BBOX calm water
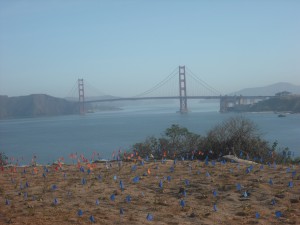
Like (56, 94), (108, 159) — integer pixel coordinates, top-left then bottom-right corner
(0, 100), (299, 164)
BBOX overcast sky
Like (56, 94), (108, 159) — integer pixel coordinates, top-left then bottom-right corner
(0, 0), (299, 98)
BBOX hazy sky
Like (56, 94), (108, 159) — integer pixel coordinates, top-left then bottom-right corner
(0, 0), (299, 97)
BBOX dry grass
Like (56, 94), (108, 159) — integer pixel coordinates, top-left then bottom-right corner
(0, 160), (299, 225)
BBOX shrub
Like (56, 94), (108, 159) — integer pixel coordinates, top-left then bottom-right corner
(132, 116), (291, 164)
(0, 152), (8, 166)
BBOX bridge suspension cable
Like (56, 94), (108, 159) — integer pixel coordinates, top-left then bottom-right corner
(84, 79), (108, 97)
(185, 67), (222, 96)
(132, 67), (179, 98)
(64, 80), (79, 100)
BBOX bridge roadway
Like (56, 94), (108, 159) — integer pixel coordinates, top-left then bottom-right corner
(84, 95), (272, 103)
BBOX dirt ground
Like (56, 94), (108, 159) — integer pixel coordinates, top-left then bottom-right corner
(0, 159), (299, 225)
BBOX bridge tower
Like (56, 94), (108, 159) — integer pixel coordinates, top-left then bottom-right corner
(179, 66), (188, 113)
(78, 78), (85, 115)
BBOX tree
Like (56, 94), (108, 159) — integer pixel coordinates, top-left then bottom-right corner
(132, 117), (290, 163)
(132, 136), (160, 159)
(164, 124), (203, 158)
(205, 116), (264, 157)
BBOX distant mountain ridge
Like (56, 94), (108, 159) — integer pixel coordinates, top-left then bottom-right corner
(0, 94), (78, 119)
(230, 82), (300, 96)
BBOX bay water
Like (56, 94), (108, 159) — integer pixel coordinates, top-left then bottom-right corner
(0, 100), (299, 165)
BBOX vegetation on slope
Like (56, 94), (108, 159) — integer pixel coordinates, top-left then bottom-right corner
(131, 116), (297, 164)
(249, 95), (300, 113)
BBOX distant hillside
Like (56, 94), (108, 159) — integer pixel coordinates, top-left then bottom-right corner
(65, 95), (118, 102)
(248, 95), (300, 113)
(230, 82), (300, 96)
(0, 94), (78, 119)
(230, 95), (300, 113)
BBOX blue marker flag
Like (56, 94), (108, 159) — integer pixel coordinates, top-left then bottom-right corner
(236, 183), (241, 191)
(146, 213), (153, 221)
(206, 172), (210, 177)
(167, 176), (171, 182)
(52, 184), (57, 191)
(126, 195), (131, 203)
(131, 165), (137, 172)
(185, 179), (190, 186)
(213, 190), (217, 197)
(269, 178), (273, 185)
(25, 181), (29, 188)
(260, 165), (264, 170)
(288, 181), (293, 188)
(119, 180), (124, 191)
(110, 194), (115, 201)
(180, 199), (185, 208)
(246, 167), (251, 174)
(159, 180), (163, 189)
(133, 176), (139, 183)
(213, 204), (217, 211)
(81, 178), (86, 185)
(96, 199), (100, 205)
(53, 198), (58, 205)
(89, 215), (95, 223)
(271, 198), (276, 205)
(275, 211), (282, 218)
(77, 209), (83, 216)
(120, 208), (124, 215)
(255, 212), (260, 219)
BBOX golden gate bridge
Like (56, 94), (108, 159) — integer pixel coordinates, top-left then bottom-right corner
(74, 66), (272, 114)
